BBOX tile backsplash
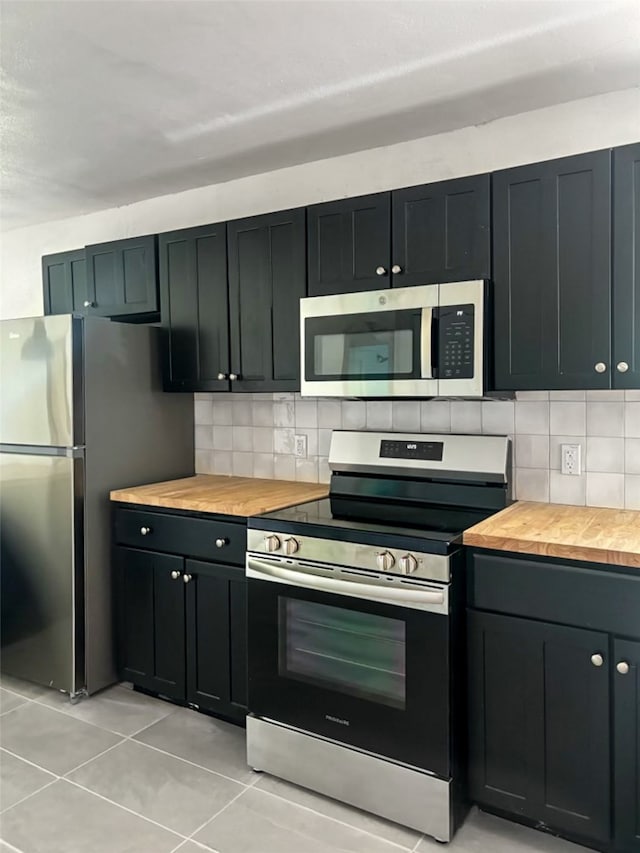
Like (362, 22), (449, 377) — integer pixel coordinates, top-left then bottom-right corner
(194, 390), (640, 509)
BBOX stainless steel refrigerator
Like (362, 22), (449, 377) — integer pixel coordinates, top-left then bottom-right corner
(0, 314), (194, 698)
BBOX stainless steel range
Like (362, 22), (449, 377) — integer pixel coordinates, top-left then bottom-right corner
(245, 431), (511, 842)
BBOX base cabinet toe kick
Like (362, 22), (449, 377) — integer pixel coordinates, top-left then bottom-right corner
(247, 715), (454, 842)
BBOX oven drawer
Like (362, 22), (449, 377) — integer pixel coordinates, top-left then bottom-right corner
(113, 507), (246, 566)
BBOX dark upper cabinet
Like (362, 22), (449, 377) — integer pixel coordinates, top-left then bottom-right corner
(614, 637), (640, 853)
(493, 150), (612, 390)
(227, 208), (306, 391)
(159, 223), (230, 392)
(115, 547), (185, 702)
(42, 249), (88, 315)
(613, 142), (640, 390)
(85, 235), (159, 319)
(468, 609), (610, 846)
(307, 193), (391, 295)
(391, 174), (490, 288)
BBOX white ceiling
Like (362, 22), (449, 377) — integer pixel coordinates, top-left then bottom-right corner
(1, 0), (639, 231)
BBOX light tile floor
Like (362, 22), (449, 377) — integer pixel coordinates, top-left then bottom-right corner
(0, 677), (591, 853)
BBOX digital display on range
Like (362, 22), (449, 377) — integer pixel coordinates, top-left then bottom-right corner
(379, 440), (444, 461)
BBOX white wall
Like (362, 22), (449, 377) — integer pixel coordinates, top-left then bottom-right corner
(2, 87), (639, 320)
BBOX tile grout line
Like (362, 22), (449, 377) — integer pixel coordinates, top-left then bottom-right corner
(181, 784), (251, 847)
(127, 736), (255, 788)
(0, 778), (59, 816)
(411, 833), (425, 852)
(0, 699), (31, 718)
(0, 746), (62, 780)
(62, 736), (128, 778)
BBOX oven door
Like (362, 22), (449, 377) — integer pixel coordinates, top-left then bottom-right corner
(300, 285), (439, 397)
(246, 555), (450, 778)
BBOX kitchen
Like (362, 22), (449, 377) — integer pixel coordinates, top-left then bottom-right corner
(1, 2), (640, 853)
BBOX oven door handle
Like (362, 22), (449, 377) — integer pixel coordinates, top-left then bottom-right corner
(246, 556), (447, 613)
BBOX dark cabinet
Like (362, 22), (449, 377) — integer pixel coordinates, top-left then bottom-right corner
(85, 235), (159, 319)
(227, 208), (306, 391)
(613, 142), (640, 390)
(116, 547), (185, 701)
(42, 249), (88, 315)
(159, 223), (230, 392)
(493, 149), (612, 390)
(392, 175), (490, 288)
(114, 508), (247, 723)
(614, 638), (640, 852)
(468, 609), (610, 845)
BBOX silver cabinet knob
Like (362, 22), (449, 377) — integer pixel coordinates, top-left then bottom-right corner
(283, 537), (299, 556)
(83, 300), (95, 308)
(617, 661), (630, 675)
(183, 573), (192, 584)
(376, 551), (395, 572)
(264, 534), (281, 552)
(591, 653), (604, 667)
(399, 554), (418, 574)
(229, 373), (238, 381)
(140, 526), (151, 536)
(170, 570), (181, 580)
(217, 373), (227, 380)
(594, 362), (607, 374)
(617, 362), (629, 373)
(391, 264), (402, 275)
(215, 538), (227, 548)
(375, 266), (387, 276)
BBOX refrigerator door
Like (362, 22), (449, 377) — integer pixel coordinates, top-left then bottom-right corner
(0, 315), (80, 448)
(0, 447), (84, 694)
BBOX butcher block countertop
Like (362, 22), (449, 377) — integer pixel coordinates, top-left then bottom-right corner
(110, 475), (328, 518)
(463, 501), (640, 568)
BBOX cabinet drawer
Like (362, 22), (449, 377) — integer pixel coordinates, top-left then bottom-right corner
(469, 551), (640, 638)
(114, 508), (246, 566)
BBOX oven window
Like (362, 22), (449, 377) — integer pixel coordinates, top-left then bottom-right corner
(279, 598), (406, 709)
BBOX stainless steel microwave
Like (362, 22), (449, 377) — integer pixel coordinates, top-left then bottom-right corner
(300, 281), (487, 398)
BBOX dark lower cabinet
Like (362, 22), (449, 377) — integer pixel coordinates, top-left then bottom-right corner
(614, 638), (640, 852)
(613, 143), (640, 390)
(493, 149), (612, 390)
(116, 548), (185, 701)
(85, 235), (159, 320)
(42, 249), (88, 315)
(468, 609), (610, 846)
(307, 193), (391, 295)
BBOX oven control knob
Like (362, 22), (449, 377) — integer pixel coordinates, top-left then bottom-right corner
(376, 551), (395, 572)
(264, 534), (281, 552)
(399, 554), (418, 575)
(283, 537), (299, 556)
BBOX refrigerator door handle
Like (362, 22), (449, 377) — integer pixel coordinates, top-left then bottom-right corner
(0, 444), (85, 458)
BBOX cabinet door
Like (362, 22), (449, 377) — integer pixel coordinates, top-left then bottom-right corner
(185, 560), (247, 721)
(85, 235), (158, 318)
(42, 249), (88, 315)
(307, 193), (391, 295)
(159, 223), (230, 392)
(116, 547), (185, 701)
(228, 208), (306, 392)
(493, 150), (611, 390)
(468, 610), (610, 845)
(613, 143), (640, 390)
(614, 638), (640, 853)
(392, 175), (490, 288)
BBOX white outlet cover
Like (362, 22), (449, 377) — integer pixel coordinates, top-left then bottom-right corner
(561, 443), (581, 476)
(294, 434), (307, 458)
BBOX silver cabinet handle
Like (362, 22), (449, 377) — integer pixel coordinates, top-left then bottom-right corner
(183, 573), (193, 584)
(591, 653), (604, 667)
(594, 362), (607, 374)
(140, 526), (151, 536)
(391, 264), (402, 274)
(617, 362), (629, 373)
(229, 373), (238, 381)
(375, 266), (387, 276)
(215, 538), (227, 548)
(170, 570), (181, 580)
(83, 301), (95, 308)
(617, 661), (630, 675)
(217, 372), (227, 380)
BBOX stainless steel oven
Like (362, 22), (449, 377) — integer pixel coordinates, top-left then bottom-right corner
(300, 280), (487, 398)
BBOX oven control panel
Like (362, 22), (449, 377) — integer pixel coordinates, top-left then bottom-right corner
(380, 439), (443, 461)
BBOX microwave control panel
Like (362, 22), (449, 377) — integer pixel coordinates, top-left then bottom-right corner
(438, 304), (474, 379)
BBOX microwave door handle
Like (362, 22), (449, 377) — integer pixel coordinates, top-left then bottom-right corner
(420, 307), (434, 378)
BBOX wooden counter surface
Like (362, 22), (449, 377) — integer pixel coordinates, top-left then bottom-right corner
(110, 475), (328, 518)
(463, 501), (640, 568)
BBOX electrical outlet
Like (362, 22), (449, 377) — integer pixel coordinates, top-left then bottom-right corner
(294, 434), (307, 458)
(561, 444), (581, 476)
